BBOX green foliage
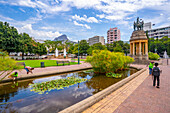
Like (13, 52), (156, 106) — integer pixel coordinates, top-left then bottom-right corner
(0, 51), (22, 71)
(106, 73), (122, 78)
(148, 52), (160, 60)
(87, 43), (106, 55)
(83, 69), (94, 73)
(0, 21), (47, 56)
(86, 50), (134, 73)
(0, 51), (22, 81)
(29, 77), (87, 94)
(79, 40), (90, 55)
(149, 36), (170, 55)
(106, 41), (130, 55)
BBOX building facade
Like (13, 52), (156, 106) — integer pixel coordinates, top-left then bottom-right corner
(88, 36), (105, 46)
(143, 22), (152, 31)
(144, 22), (170, 39)
(107, 27), (121, 44)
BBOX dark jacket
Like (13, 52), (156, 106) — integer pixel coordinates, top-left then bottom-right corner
(152, 67), (160, 76)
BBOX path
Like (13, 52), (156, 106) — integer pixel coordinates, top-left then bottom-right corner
(83, 64), (170, 113)
(0, 63), (92, 82)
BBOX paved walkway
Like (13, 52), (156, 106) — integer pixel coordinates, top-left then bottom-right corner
(83, 64), (170, 113)
(0, 63), (92, 82)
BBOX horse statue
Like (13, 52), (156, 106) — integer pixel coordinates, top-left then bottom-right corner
(134, 17), (144, 31)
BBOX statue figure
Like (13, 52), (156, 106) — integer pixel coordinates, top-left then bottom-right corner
(134, 17), (144, 31)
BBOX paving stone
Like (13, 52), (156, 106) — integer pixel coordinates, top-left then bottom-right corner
(83, 62), (170, 113)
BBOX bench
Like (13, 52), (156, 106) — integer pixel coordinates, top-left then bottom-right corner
(56, 61), (70, 66)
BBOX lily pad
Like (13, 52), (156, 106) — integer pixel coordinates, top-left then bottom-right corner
(29, 77), (87, 94)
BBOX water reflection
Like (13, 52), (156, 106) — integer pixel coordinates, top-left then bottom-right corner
(0, 80), (33, 103)
(0, 68), (137, 113)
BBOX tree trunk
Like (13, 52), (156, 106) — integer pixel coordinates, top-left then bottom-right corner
(22, 52), (24, 60)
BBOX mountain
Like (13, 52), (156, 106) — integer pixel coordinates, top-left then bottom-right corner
(53, 34), (68, 41)
(53, 34), (76, 44)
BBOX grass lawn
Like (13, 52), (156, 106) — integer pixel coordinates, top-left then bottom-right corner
(17, 60), (78, 68)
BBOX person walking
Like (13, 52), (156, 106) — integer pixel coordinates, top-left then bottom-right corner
(149, 61), (154, 75)
(152, 63), (161, 88)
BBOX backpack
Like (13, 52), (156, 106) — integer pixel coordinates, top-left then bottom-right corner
(152, 67), (160, 76)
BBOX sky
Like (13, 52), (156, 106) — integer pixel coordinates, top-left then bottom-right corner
(0, 0), (170, 42)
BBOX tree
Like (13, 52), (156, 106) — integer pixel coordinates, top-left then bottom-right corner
(113, 43), (123, 52)
(123, 43), (130, 55)
(79, 40), (90, 55)
(87, 43), (106, 55)
(0, 21), (47, 57)
(68, 44), (75, 54)
(148, 36), (170, 56)
(35, 43), (47, 56)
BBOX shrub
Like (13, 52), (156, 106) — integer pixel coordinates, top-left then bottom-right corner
(86, 50), (134, 73)
(0, 51), (23, 81)
(149, 52), (160, 60)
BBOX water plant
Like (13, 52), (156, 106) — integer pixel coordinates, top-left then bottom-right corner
(106, 72), (122, 78)
(83, 69), (94, 73)
(86, 50), (134, 73)
(29, 77), (87, 94)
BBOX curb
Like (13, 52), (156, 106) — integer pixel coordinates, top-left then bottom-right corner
(0, 66), (92, 84)
(59, 68), (147, 113)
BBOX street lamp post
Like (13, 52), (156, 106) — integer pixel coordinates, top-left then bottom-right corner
(78, 40), (80, 64)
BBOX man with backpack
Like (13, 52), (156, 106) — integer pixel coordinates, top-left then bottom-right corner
(152, 63), (161, 88)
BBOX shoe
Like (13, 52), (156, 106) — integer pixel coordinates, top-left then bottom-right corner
(156, 86), (159, 88)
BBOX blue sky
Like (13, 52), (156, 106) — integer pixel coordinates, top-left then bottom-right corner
(0, 0), (170, 42)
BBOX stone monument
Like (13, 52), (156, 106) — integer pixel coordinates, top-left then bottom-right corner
(130, 17), (149, 64)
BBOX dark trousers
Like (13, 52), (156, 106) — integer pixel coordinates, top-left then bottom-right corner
(153, 76), (160, 86)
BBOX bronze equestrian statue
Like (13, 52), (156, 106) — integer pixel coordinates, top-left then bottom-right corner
(134, 17), (144, 31)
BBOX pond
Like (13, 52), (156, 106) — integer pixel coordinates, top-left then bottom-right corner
(0, 68), (137, 113)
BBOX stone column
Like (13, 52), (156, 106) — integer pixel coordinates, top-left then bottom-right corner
(130, 43), (132, 55)
(142, 43), (144, 55)
(145, 42), (148, 55)
(133, 42), (135, 55)
(139, 42), (141, 55)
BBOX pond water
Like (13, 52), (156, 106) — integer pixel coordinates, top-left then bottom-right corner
(0, 68), (137, 113)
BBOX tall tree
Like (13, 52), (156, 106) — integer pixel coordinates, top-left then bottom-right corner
(79, 40), (90, 55)
(87, 43), (106, 55)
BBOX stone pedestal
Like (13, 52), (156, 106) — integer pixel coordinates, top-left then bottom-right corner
(130, 30), (149, 64)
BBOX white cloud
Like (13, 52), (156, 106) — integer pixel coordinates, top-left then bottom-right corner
(18, 24), (62, 40)
(96, 14), (105, 19)
(73, 21), (91, 29)
(18, 0), (36, 8)
(40, 26), (56, 30)
(19, 8), (26, 13)
(0, 15), (14, 21)
(72, 14), (99, 23)
(1, 0), (169, 20)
